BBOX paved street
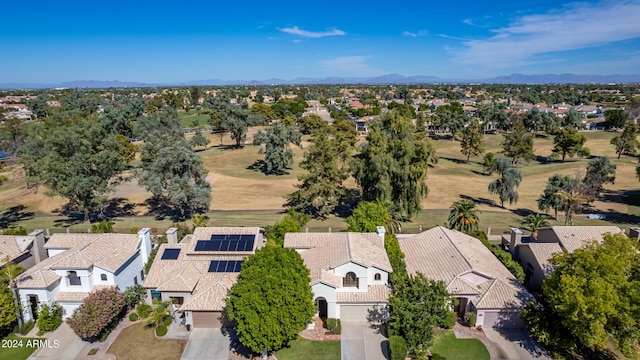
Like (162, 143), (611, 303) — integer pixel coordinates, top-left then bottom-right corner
(341, 322), (388, 360)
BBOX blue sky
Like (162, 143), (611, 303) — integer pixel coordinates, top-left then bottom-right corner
(1, 0), (639, 83)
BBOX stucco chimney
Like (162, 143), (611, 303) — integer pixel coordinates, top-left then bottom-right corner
(166, 228), (178, 244)
(509, 228), (523, 255)
(29, 230), (47, 264)
(376, 226), (386, 248)
(138, 228), (152, 264)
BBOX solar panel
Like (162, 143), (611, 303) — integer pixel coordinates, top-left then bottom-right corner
(233, 261), (242, 272)
(208, 260), (219, 272)
(195, 234), (257, 252)
(211, 235), (226, 241)
(244, 237), (255, 251)
(161, 248), (181, 260)
(195, 241), (206, 251)
(227, 235), (240, 241)
(217, 260), (228, 272)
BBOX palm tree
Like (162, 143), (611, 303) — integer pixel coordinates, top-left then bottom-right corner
(1, 256), (25, 327)
(554, 189), (588, 226)
(520, 214), (550, 240)
(447, 200), (480, 234)
(144, 300), (171, 328)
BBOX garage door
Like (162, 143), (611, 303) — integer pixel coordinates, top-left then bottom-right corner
(192, 311), (227, 328)
(481, 310), (524, 329)
(340, 304), (386, 323)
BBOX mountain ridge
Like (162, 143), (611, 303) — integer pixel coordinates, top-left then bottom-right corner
(1, 73), (639, 89)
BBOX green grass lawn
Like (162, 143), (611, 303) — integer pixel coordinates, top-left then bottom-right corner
(0, 334), (46, 360)
(429, 331), (490, 360)
(276, 338), (340, 360)
(178, 111), (210, 128)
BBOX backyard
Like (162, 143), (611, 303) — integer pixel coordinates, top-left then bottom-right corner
(106, 323), (187, 360)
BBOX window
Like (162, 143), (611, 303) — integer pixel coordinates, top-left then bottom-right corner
(140, 270), (145, 281)
(170, 297), (184, 305)
(68, 271), (81, 286)
(343, 272), (359, 288)
(133, 276), (138, 285)
(100, 274), (107, 281)
(374, 273), (381, 281)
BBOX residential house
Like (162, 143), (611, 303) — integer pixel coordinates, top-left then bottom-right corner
(507, 226), (623, 290)
(399, 226), (532, 329)
(16, 229), (152, 321)
(283, 227), (392, 323)
(143, 227), (266, 329)
(0, 230), (47, 271)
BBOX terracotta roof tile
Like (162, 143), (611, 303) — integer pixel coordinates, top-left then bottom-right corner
(336, 285), (391, 303)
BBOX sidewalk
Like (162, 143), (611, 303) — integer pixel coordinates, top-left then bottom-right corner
(29, 323), (86, 360)
(73, 316), (133, 360)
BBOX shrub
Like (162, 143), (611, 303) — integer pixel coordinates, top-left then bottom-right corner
(439, 311), (457, 329)
(124, 284), (146, 308)
(3, 226), (28, 235)
(37, 303), (63, 333)
(389, 335), (407, 360)
(129, 313), (139, 321)
(326, 318), (337, 330)
(14, 320), (34, 335)
(464, 312), (477, 327)
(67, 287), (126, 339)
(155, 325), (168, 337)
(91, 220), (114, 234)
(163, 315), (172, 326)
(326, 318), (341, 335)
(87, 348), (98, 356)
(137, 303), (152, 318)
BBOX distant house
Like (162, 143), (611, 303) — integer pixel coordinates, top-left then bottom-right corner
(506, 226), (624, 290)
(16, 229), (152, 321)
(143, 227), (266, 329)
(399, 226), (532, 329)
(283, 227), (392, 323)
(0, 230), (47, 271)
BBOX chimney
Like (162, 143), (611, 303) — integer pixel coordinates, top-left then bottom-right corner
(509, 228), (523, 255)
(166, 228), (178, 244)
(29, 230), (47, 264)
(138, 228), (152, 264)
(629, 227), (640, 242)
(376, 226), (386, 248)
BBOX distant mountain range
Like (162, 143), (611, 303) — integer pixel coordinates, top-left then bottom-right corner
(2, 73), (639, 89)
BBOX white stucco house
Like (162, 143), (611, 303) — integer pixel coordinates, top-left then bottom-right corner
(399, 226), (532, 329)
(143, 227), (266, 329)
(283, 227), (392, 323)
(0, 230), (47, 271)
(15, 229), (152, 321)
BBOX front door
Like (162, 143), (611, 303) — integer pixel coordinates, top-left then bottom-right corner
(28, 295), (39, 320)
(315, 298), (327, 318)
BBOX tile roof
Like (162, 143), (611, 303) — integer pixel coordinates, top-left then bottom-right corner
(336, 285), (391, 303)
(55, 291), (90, 302)
(0, 235), (32, 266)
(520, 243), (563, 275)
(399, 226), (531, 310)
(284, 232), (392, 285)
(44, 233), (97, 249)
(17, 234), (142, 289)
(545, 226), (623, 252)
(179, 273), (239, 311)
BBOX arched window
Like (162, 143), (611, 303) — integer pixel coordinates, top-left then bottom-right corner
(374, 273), (381, 281)
(343, 272), (359, 288)
(100, 274), (107, 281)
(68, 271), (81, 286)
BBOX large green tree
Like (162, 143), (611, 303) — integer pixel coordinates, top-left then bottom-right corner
(351, 110), (435, 219)
(524, 233), (640, 356)
(537, 174), (573, 220)
(604, 109), (628, 129)
(287, 131), (347, 218)
(226, 246), (314, 356)
(582, 157), (616, 203)
(460, 119), (484, 163)
(136, 108), (211, 218)
(18, 114), (128, 221)
(253, 122), (302, 175)
(346, 201), (399, 234)
(0, 258), (25, 327)
(610, 121), (639, 159)
(387, 273), (456, 351)
(502, 120), (535, 166)
(549, 128), (590, 162)
(447, 199), (480, 234)
(488, 158), (522, 208)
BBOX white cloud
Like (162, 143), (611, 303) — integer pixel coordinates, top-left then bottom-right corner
(462, 18), (474, 26)
(320, 56), (381, 76)
(451, 0), (640, 69)
(279, 26), (346, 38)
(403, 30), (428, 37)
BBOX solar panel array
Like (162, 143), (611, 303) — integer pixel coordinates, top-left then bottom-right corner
(195, 234), (255, 252)
(208, 260), (242, 273)
(160, 248), (181, 260)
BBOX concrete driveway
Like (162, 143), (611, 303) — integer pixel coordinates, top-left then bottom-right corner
(484, 328), (550, 360)
(341, 322), (389, 360)
(29, 323), (86, 360)
(181, 328), (232, 360)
